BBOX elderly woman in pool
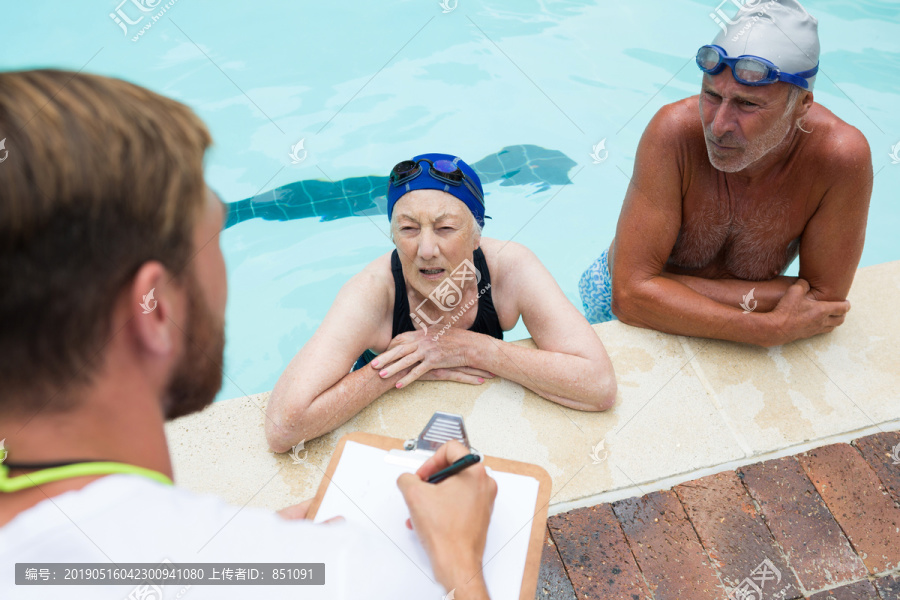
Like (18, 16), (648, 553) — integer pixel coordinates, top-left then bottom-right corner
(266, 153), (616, 451)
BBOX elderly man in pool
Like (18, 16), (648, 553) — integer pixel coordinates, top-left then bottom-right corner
(580, 0), (872, 346)
(266, 153), (616, 450)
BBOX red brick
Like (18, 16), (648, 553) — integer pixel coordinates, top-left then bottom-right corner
(855, 430), (900, 507)
(613, 490), (724, 600)
(875, 574), (900, 600)
(675, 471), (801, 600)
(548, 503), (650, 600)
(806, 580), (879, 600)
(740, 456), (867, 590)
(799, 443), (900, 574)
(535, 527), (577, 600)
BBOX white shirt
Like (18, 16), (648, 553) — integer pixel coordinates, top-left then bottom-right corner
(0, 474), (446, 599)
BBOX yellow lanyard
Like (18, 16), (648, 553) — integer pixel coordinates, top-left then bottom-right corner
(0, 461), (173, 493)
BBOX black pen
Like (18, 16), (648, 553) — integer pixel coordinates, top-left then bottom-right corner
(426, 453), (481, 484)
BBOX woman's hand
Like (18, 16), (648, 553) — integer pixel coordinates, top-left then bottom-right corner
(420, 366), (494, 385)
(371, 327), (488, 389)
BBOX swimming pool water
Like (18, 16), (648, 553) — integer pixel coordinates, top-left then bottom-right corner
(3, 1), (898, 403)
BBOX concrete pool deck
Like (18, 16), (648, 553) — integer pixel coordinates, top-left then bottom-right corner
(166, 258), (900, 528)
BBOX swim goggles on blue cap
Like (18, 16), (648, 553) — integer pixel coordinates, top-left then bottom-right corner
(390, 158), (485, 206)
(696, 45), (818, 90)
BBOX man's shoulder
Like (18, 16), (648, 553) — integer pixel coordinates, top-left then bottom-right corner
(1, 475), (274, 532)
(0, 475), (400, 598)
(659, 96), (701, 121)
(650, 97), (702, 134)
(639, 98), (704, 154)
(804, 103), (871, 169)
(0, 475), (345, 558)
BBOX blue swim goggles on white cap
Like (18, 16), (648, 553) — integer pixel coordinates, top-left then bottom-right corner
(696, 45), (818, 89)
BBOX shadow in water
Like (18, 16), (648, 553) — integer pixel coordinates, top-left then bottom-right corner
(224, 144), (577, 228)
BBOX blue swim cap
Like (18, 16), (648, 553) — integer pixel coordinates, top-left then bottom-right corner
(387, 153), (486, 228)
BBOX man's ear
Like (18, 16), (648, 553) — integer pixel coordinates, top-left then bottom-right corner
(130, 261), (176, 356)
(798, 90), (814, 118)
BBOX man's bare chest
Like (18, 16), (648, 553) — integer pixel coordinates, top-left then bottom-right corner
(668, 180), (807, 280)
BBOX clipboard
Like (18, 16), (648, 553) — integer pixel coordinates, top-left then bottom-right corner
(307, 412), (552, 600)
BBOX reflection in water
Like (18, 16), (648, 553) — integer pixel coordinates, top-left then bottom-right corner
(224, 145), (577, 228)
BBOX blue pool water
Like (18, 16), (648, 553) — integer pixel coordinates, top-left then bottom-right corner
(3, 1), (898, 403)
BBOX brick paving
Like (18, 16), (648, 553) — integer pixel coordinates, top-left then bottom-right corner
(539, 430), (900, 600)
(740, 456), (867, 590)
(675, 471), (800, 599)
(612, 491), (722, 600)
(798, 444), (900, 574)
(548, 503), (649, 599)
(536, 529), (578, 600)
(875, 574), (900, 600)
(855, 432), (900, 507)
(805, 580), (879, 600)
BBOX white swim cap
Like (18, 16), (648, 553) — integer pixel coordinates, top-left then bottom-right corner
(711, 0), (819, 90)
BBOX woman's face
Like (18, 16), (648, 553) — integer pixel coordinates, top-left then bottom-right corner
(391, 189), (480, 300)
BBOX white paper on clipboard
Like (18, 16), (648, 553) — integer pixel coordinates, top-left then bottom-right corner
(313, 440), (540, 600)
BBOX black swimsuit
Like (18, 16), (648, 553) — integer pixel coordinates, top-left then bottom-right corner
(353, 247), (503, 370)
